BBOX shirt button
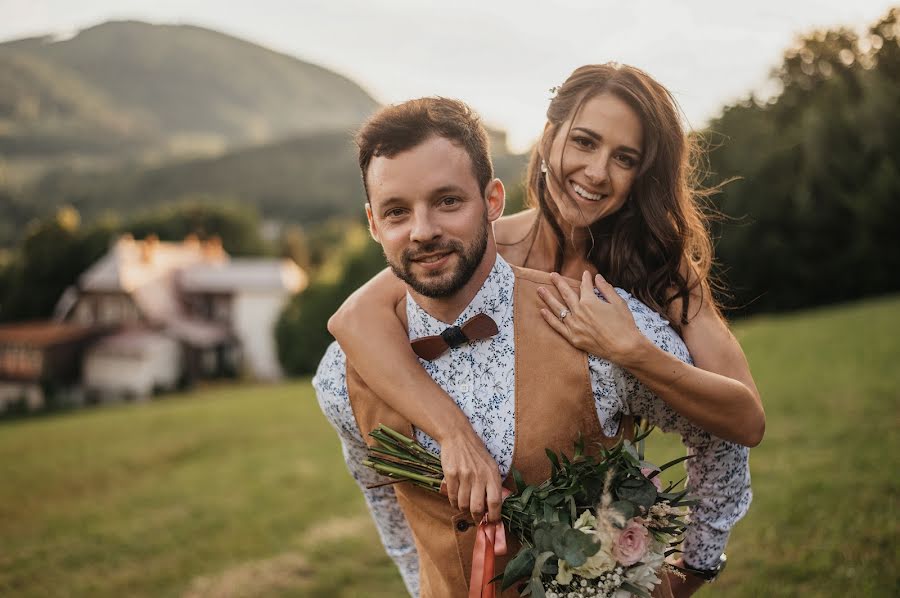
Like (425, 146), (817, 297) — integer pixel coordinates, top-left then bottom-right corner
(455, 520), (470, 532)
(459, 384), (470, 393)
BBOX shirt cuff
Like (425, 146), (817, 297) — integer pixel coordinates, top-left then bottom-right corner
(680, 521), (728, 570)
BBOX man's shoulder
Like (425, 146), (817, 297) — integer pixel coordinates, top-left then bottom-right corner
(510, 265), (580, 290)
(312, 341), (348, 398)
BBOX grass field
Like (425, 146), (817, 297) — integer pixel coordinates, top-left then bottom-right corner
(1, 295), (898, 597)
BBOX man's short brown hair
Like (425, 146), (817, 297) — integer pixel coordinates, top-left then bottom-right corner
(356, 97), (493, 199)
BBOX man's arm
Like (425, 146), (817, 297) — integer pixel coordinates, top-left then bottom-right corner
(313, 342), (420, 597)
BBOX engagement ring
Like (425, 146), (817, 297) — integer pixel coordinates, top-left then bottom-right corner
(559, 308), (569, 321)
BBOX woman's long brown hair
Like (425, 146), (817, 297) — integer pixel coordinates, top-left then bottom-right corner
(521, 63), (721, 331)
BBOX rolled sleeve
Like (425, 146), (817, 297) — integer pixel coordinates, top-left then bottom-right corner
(313, 342), (420, 595)
(597, 292), (753, 569)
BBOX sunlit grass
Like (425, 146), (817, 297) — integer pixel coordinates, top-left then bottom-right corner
(1, 295), (898, 596)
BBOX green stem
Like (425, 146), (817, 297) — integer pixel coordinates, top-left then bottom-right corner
(363, 460), (442, 488)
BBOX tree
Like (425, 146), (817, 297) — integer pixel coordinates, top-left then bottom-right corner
(124, 196), (270, 256)
(704, 7), (900, 315)
(0, 206), (116, 321)
(276, 223), (385, 375)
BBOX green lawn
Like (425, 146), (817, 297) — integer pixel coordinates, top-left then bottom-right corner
(1, 295), (898, 597)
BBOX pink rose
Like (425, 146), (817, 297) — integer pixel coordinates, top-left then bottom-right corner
(613, 520), (650, 566)
(641, 467), (662, 491)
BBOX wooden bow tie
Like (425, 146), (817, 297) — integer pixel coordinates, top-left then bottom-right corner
(410, 313), (499, 360)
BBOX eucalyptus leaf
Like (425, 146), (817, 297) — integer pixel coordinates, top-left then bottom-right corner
(616, 476), (658, 508)
(501, 548), (537, 590)
(611, 499), (635, 520)
(553, 527), (599, 567)
(533, 525), (553, 553)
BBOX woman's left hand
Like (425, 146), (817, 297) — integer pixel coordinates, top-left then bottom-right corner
(538, 271), (647, 364)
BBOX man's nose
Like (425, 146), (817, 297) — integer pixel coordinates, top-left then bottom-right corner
(409, 211), (441, 242)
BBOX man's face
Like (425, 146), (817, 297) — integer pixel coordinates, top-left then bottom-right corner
(365, 136), (503, 298)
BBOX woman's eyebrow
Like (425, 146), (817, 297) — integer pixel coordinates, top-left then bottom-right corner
(572, 126), (642, 157)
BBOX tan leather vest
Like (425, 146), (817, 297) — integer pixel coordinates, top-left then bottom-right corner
(347, 266), (642, 598)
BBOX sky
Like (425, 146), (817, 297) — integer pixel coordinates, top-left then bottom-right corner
(2, 0), (896, 151)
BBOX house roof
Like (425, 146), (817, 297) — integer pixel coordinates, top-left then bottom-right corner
(79, 235), (226, 293)
(178, 258), (308, 294)
(0, 321), (98, 348)
(55, 235), (307, 327)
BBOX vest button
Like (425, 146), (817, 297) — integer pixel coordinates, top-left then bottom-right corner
(455, 520), (470, 532)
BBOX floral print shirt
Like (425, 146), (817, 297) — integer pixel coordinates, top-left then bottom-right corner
(313, 255), (751, 596)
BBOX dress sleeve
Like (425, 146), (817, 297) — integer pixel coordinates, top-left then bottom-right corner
(313, 342), (421, 596)
(591, 292), (753, 570)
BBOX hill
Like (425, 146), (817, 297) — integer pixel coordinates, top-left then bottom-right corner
(0, 20), (529, 238)
(0, 294), (897, 596)
(24, 130), (530, 226)
(0, 20), (378, 164)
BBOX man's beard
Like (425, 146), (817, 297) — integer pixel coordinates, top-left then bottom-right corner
(385, 217), (489, 298)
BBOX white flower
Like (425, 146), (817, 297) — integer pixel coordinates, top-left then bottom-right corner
(556, 560), (575, 585)
(624, 551), (665, 591)
(574, 510), (598, 531)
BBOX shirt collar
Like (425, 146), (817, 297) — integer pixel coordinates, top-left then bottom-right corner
(406, 255), (514, 339)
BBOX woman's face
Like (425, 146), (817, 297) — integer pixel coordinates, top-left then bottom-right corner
(543, 92), (644, 230)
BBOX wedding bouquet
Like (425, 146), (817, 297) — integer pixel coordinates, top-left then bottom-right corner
(363, 424), (696, 598)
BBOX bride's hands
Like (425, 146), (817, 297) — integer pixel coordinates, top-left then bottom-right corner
(537, 271), (647, 363)
(439, 425), (504, 523)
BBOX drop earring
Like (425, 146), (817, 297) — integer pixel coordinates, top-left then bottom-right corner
(540, 160), (548, 174)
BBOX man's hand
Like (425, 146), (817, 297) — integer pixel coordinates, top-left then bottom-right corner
(438, 427), (503, 523)
(668, 559), (706, 598)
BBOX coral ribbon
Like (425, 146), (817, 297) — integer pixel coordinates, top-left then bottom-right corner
(468, 511), (509, 598)
(439, 482), (512, 598)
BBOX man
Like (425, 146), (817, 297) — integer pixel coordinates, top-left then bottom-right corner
(313, 97), (750, 597)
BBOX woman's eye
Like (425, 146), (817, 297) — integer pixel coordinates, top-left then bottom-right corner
(616, 154), (638, 168)
(572, 136), (594, 149)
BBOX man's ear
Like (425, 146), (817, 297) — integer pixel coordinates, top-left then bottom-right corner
(484, 179), (505, 223)
(365, 203), (380, 243)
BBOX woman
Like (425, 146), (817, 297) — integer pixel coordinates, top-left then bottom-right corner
(328, 63), (764, 527)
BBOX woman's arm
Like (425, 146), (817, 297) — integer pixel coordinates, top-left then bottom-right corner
(538, 271), (765, 447)
(327, 268), (504, 520)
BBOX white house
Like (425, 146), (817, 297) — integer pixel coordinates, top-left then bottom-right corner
(53, 234), (307, 398)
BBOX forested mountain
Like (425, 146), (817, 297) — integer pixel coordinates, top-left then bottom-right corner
(22, 129), (528, 227)
(0, 20), (527, 243)
(0, 20), (378, 159)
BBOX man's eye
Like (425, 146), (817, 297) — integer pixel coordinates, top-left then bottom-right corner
(441, 196), (460, 206)
(385, 209), (406, 218)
